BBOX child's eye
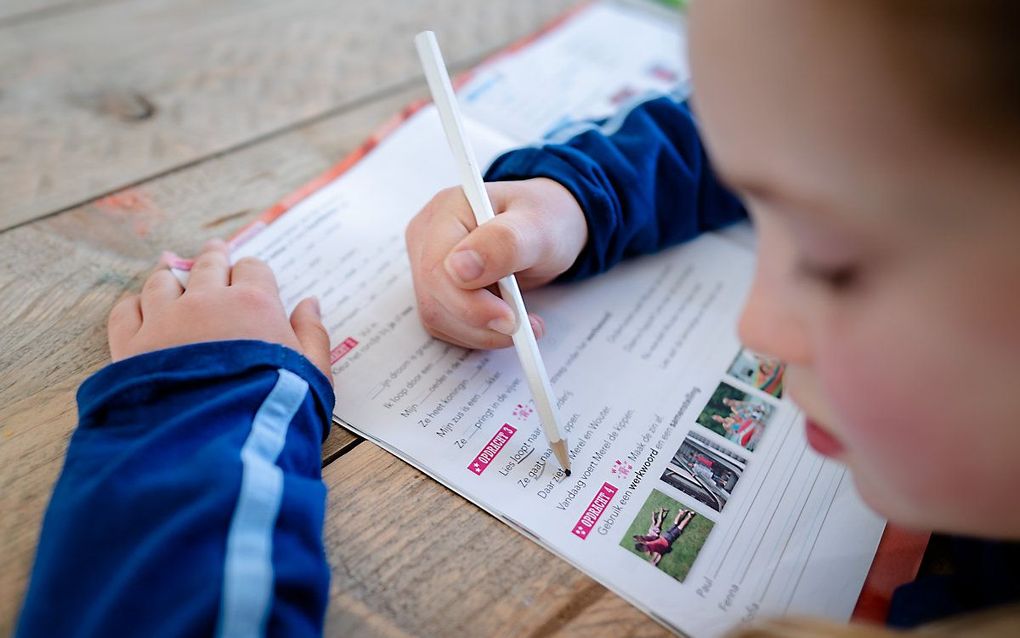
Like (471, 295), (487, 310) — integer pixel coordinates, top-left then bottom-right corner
(794, 260), (861, 292)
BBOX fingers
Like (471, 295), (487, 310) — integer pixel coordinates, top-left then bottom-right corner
(230, 256), (279, 295)
(411, 185), (545, 292)
(425, 317), (514, 351)
(407, 184), (561, 349)
(186, 239), (230, 290)
(417, 284), (547, 349)
(420, 285), (517, 343)
(427, 312), (545, 351)
(409, 187), (474, 282)
(441, 281), (519, 335)
(189, 240), (279, 296)
(409, 187), (520, 340)
(140, 268), (184, 318)
(443, 211), (546, 290)
(108, 294), (141, 361)
(408, 189), (486, 343)
(201, 238), (230, 257)
(290, 297), (333, 384)
(530, 313), (545, 339)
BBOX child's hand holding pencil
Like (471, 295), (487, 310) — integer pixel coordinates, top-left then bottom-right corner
(405, 177), (587, 351)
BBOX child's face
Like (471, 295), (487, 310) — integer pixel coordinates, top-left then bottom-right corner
(689, 2), (1020, 538)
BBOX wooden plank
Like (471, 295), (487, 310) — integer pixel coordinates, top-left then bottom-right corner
(0, 0), (577, 231)
(321, 443), (670, 637)
(322, 424), (361, 467)
(0, 0), (107, 25)
(0, 85), (416, 632)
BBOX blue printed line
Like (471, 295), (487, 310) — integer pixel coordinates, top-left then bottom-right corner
(217, 369), (309, 638)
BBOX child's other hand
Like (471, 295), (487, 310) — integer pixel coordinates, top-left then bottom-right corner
(405, 178), (587, 349)
(108, 240), (333, 382)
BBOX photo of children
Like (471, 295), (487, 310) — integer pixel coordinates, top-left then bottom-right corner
(661, 432), (747, 512)
(727, 348), (786, 398)
(696, 381), (773, 451)
(619, 489), (714, 583)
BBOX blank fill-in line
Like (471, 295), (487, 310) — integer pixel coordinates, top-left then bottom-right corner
(733, 443), (809, 583)
(751, 457), (830, 598)
(783, 471), (847, 610)
(760, 465), (842, 605)
(711, 415), (799, 578)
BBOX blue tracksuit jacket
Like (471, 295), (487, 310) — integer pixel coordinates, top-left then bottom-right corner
(485, 93), (748, 280)
(17, 341), (335, 637)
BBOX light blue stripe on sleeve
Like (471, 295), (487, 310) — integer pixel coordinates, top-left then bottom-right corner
(217, 369), (309, 638)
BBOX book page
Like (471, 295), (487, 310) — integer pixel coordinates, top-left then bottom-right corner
(224, 109), (513, 319)
(316, 210), (882, 637)
(215, 4), (885, 636)
(458, 2), (688, 143)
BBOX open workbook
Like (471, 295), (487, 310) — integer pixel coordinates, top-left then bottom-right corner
(174, 3), (887, 635)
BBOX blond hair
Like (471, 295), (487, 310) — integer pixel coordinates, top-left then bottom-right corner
(725, 604), (1020, 638)
(871, 1), (1020, 150)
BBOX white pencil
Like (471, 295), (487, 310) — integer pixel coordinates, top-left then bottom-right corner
(415, 30), (571, 475)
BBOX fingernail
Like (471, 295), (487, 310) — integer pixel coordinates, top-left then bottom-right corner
(487, 315), (517, 336)
(530, 315), (544, 338)
(445, 250), (484, 283)
(310, 297), (321, 318)
(203, 238), (228, 252)
(160, 251), (189, 269)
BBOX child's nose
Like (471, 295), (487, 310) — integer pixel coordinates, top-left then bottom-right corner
(737, 263), (812, 366)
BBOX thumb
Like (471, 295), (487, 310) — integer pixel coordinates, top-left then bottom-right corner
(290, 297), (333, 384)
(443, 211), (546, 289)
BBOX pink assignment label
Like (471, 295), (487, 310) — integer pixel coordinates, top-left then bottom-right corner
(330, 337), (359, 364)
(572, 482), (619, 539)
(468, 424), (517, 476)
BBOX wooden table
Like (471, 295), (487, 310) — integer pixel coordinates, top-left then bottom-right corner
(0, 0), (676, 634)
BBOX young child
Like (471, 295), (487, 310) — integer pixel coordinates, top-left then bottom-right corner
(403, 0), (1020, 634)
(17, 2), (1019, 638)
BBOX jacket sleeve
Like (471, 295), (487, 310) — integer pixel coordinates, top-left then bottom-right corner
(16, 340), (336, 638)
(484, 92), (748, 281)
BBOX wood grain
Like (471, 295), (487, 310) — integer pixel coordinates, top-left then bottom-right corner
(323, 423), (361, 467)
(0, 0), (109, 25)
(0, 0), (576, 231)
(0, 86), (413, 632)
(321, 443), (671, 637)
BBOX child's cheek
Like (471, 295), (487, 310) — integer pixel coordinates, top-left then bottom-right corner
(812, 319), (965, 527)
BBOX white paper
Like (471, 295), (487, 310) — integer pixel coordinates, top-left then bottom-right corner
(218, 4), (885, 635)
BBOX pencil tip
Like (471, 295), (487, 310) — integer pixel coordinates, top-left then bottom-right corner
(564, 469), (571, 477)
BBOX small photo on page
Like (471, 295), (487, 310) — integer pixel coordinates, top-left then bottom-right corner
(620, 489), (714, 583)
(661, 431), (748, 512)
(696, 381), (774, 451)
(726, 348), (786, 398)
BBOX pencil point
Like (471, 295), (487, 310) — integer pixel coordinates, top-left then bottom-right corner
(550, 439), (570, 475)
